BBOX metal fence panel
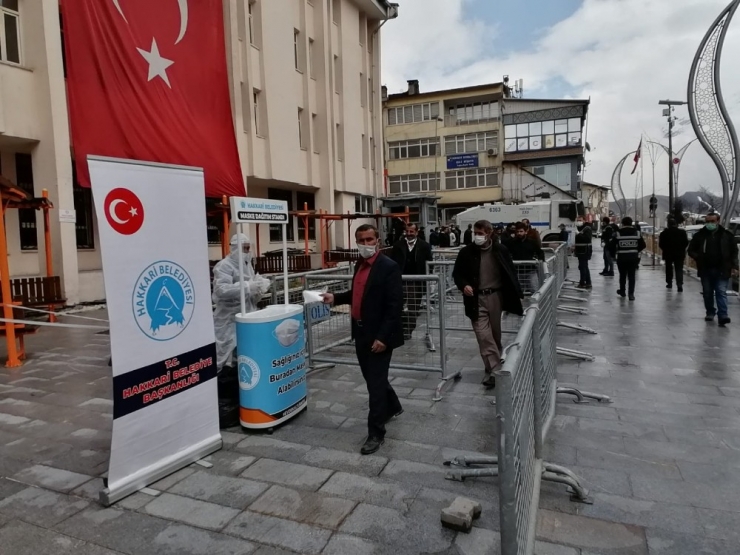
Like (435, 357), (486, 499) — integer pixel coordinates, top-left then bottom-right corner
(496, 309), (540, 555)
(530, 276), (558, 456)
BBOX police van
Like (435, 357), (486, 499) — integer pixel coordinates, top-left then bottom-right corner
(455, 200), (586, 242)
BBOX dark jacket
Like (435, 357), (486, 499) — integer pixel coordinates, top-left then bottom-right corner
(608, 226), (646, 262)
(452, 242), (524, 321)
(429, 231), (440, 247)
(574, 226), (593, 258)
(390, 238), (433, 275)
(507, 238), (545, 261)
(688, 225), (739, 279)
(601, 224), (616, 245)
(438, 232), (451, 248)
(659, 227), (689, 261)
(334, 254), (404, 349)
(463, 228), (473, 246)
(526, 227), (542, 248)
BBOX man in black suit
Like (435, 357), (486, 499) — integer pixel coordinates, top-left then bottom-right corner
(390, 223), (433, 339)
(322, 224), (404, 454)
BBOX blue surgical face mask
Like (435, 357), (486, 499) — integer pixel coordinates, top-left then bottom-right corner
(705, 223), (718, 232)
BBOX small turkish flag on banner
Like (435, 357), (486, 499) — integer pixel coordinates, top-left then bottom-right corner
(62, 0), (244, 198)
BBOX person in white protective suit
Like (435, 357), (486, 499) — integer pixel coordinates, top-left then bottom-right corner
(212, 234), (271, 426)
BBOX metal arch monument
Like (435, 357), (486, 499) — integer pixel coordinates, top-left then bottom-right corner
(688, 0), (740, 224)
(610, 151), (635, 219)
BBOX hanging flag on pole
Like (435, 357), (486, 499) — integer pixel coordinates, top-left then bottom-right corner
(631, 139), (642, 175)
(61, 0), (244, 198)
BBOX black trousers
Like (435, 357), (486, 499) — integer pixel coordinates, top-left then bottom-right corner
(617, 260), (638, 295)
(355, 332), (402, 440)
(665, 259), (684, 286)
(402, 282), (423, 335)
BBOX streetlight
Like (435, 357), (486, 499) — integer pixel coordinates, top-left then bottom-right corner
(659, 99), (687, 214)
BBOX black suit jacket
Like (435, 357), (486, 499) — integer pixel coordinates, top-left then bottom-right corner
(389, 239), (433, 275)
(334, 253), (404, 349)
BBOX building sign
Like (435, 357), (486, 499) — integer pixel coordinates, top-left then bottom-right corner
(447, 153), (479, 170)
(230, 197), (288, 223)
(89, 157), (220, 506)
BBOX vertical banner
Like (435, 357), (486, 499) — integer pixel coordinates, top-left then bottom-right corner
(89, 157), (221, 505)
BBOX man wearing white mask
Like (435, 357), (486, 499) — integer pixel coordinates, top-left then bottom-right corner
(322, 224), (404, 454)
(390, 223), (433, 339)
(212, 233), (271, 426)
(453, 220), (523, 388)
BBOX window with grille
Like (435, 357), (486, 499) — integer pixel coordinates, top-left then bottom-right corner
(445, 168), (499, 190)
(15, 153), (36, 250)
(296, 192), (316, 240)
(387, 102), (440, 125)
(0, 0), (20, 65)
(444, 132), (498, 155)
(268, 189), (294, 242)
(388, 137), (439, 160)
(448, 101), (499, 124)
(388, 173), (440, 195)
(71, 161), (95, 249)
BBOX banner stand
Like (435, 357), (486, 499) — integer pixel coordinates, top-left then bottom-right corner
(230, 198), (308, 430)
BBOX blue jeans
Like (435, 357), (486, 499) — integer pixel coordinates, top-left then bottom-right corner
(577, 255), (591, 286)
(602, 248), (614, 273)
(701, 268), (729, 319)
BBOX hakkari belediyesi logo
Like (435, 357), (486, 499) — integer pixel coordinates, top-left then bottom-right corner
(132, 261), (194, 341)
(238, 355), (260, 390)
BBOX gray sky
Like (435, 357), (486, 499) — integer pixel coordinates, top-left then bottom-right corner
(382, 0), (740, 198)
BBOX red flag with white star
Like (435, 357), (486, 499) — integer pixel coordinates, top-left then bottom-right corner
(62, 0), (244, 198)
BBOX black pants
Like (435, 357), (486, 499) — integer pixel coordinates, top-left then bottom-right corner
(401, 282), (423, 335)
(617, 260), (638, 296)
(355, 334), (402, 439)
(665, 259), (684, 286)
(577, 255), (591, 286)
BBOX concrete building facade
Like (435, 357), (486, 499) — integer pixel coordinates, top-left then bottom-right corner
(0, 0), (396, 305)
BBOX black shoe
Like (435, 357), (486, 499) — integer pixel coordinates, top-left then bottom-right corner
(585, 284), (593, 289)
(604, 272), (615, 277)
(599, 271), (607, 276)
(361, 436), (384, 455)
(482, 374), (496, 389)
(719, 317), (731, 327)
(666, 284), (672, 289)
(677, 286), (683, 292)
(386, 408), (404, 423)
(629, 295), (635, 301)
(705, 315), (715, 322)
(617, 290), (626, 298)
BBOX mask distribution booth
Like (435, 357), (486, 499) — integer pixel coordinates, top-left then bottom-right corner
(230, 197), (308, 429)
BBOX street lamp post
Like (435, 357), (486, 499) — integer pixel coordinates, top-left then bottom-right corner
(659, 100), (687, 215)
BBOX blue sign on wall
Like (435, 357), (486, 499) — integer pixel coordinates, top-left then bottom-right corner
(447, 153), (480, 170)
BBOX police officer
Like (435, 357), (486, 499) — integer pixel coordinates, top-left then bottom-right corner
(608, 217), (646, 301)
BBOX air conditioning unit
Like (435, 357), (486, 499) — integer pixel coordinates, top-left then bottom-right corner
(487, 148), (498, 157)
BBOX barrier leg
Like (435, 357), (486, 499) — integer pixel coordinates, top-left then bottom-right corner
(445, 455), (499, 467)
(559, 295), (589, 303)
(557, 321), (598, 335)
(557, 385), (612, 403)
(445, 466), (500, 481)
(558, 306), (589, 315)
(556, 346), (596, 361)
(444, 455), (500, 481)
(542, 463), (593, 504)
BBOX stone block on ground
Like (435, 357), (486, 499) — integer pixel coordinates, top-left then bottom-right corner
(441, 496), (482, 532)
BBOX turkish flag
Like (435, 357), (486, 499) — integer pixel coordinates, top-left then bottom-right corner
(62, 0), (244, 198)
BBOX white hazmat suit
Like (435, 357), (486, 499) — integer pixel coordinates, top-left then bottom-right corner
(212, 234), (271, 371)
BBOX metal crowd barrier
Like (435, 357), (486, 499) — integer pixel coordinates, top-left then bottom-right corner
(445, 276), (592, 555)
(303, 273), (461, 401)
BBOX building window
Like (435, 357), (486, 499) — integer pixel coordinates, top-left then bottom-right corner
(360, 72), (366, 107)
(336, 123), (344, 161)
(308, 38), (315, 78)
(388, 173), (440, 195)
(294, 29), (303, 71)
(522, 163), (573, 189)
(388, 137), (439, 160)
(268, 189), (294, 242)
(444, 132), (498, 155)
(253, 89), (262, 136)
(296, 192), (316, 240)
(312, 113), (319, 153)
(333, 55), (341, 94)
(332, 0), (340, 25)
(359, 14), (365, 45)
(0, 0), (20, 65)
(15, 153), (37, 251)
(448, 101), (499, 125)
(71, 162), (95, 249)
(248, 0), (260, 47)
(504, 117), (582, 153)
(370, 137), (375, 170)
(387, 102), (440, 125)
(368, 77), (373, 112)
(298, 108), (307, 150)
(445, 167), (499, 190)
(362, 134), (368, 169)
(355, 195), (373, 213)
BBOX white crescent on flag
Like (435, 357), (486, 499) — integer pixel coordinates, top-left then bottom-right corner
(108, 199), (130, 225)
(111, 0), (189, 44)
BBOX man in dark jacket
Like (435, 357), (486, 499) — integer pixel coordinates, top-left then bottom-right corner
(439, 227), (451, 248)
(390, 223), (433, 339)
(522, 218), (542, 248)
(452, 220), (524, 388)
(321, 225), (404, 454)
(609, 217), (646, 301)
(574, 219), (594, 288)
(659, 217), (689, 291)
(600, 217), (616, 276)
(508, 222), (545, 294)
(688, 212), (739, 326)
(463, 224), (473, 246)
(452, 225), (462, 246)
(429, 227), (440, 247)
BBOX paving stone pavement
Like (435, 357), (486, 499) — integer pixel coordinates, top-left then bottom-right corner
(1, 250), (740, 554)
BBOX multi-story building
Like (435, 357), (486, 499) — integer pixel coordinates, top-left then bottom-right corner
(0, 0), (396, 305)
(382, 81), (507, 224)
(580, 182), (610, 222)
